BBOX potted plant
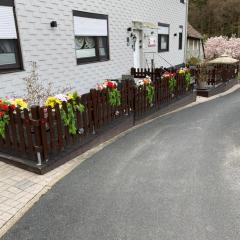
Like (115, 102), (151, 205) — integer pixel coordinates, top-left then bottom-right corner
(196, 64), (209, 89)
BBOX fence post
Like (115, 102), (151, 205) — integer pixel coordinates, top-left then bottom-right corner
(90, 89), (99, 132)
(132, 86), (137, 125)
(131, 67), (136, 77)
(31, 106), (44, 166)
(151, 68), (154, 82)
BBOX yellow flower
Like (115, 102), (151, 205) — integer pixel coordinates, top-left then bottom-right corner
(66, 93), (74, 100)
(179, 69), (185, 75)
(45, 96), (62, 108)
(13, 98), (28, 110)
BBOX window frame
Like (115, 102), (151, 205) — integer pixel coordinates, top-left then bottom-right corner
(73, 10), (110, 65)
(179, 25), (183, 50)
(158, 23), (170, 52)
(0, 0), (23, 73)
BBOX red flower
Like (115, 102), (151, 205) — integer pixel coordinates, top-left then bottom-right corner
(0, 111), (5, 118)
(0, 104), (9, 111)
(107, 81), (116, 89)
(9, 104), (16, 110)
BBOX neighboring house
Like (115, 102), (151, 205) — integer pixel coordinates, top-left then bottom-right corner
(0, 0), (188, 97)
(187, 23), (205, 63)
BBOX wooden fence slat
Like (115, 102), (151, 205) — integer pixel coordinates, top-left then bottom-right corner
(62, 102), (71, 145)
(9, 109), (18, 149)
(24, 109), (34, 154)
(31, 106), (42, 162)
(90, 89), (99, 130)
(16, 108), (26, 153)
(4, 124), (11, 148)
(39, 107), (49, 161)
(54, 104), (64, 151)
(47, 107), (55, 151)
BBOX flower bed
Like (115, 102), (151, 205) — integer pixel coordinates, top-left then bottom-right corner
(96, 80), (121, 107)
(0, 73), (196, 173)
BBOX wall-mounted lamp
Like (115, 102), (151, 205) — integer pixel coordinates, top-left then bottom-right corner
(174, 33), (178, 37)
(127, 27), (132, 32)
(50, 21), (57, 28)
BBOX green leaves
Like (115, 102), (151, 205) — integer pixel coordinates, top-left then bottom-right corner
(185, 73), (191, 90)
(168, 77), (177, 94)
(61, 100), (85, 135)
(0, 114), (10, 138)
(146, 84), (155, 105)
(108, 88), (121, 107)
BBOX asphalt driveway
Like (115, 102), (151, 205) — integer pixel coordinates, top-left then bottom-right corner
(2, 90), (240, 240)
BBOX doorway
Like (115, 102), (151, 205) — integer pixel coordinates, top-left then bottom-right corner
(133, 30), (142, 69)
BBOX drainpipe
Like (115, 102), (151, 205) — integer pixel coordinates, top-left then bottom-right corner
(184, 0), (189, 66)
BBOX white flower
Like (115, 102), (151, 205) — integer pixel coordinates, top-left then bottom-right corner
(137, 80), (144, 86)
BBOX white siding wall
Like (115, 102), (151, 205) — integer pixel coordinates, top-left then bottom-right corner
(187, 38), (204, 61)
(0, 0), (188, 97)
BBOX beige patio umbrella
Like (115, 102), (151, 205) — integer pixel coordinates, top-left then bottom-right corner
(208, 54), (239, 64)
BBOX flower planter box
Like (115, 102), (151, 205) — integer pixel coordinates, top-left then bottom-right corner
(197, 78), (238, 97)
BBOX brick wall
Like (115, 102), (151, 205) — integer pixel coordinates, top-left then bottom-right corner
(0, 0), (188, 97)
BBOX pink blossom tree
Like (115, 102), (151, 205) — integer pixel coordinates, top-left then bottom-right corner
(205, 36), (240, 60)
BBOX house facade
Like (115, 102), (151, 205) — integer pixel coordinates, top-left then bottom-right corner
(0, 0), (188, 97)
(187, 23), (205, 63)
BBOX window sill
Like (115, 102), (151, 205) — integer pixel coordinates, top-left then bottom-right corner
(0, 68), (24, 75)
(77, 58), (110, 65)
(158, 50), (169, 53)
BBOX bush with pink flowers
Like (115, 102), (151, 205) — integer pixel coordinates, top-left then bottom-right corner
(205, 36), (240, 60)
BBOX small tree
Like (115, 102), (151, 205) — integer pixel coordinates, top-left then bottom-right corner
(23, 62), (71, 106)
(205, 36), (240, 60)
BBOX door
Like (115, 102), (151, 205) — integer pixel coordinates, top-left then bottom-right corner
(133, 30), (141, 69)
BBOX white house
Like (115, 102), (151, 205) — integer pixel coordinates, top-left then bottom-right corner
(187, 23), (205, 63)
(0, 0), (188, 97)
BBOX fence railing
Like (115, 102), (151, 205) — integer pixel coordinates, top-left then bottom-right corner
(131, 65), (239, 87)
(0, 72), (196, 167)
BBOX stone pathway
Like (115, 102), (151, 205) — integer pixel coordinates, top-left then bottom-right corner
(0, 147), (101, 237)
(0, 161), (71, 228)
(0, 84), (239, 237)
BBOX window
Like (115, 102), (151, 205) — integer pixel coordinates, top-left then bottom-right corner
(158, 23), (170, 52)
(189, 39), (194, 50)
(180, 0), (185, 3)
(0, 0), (22, 72)
(73, 11), (109, 64)
(179, 25), (183, 50)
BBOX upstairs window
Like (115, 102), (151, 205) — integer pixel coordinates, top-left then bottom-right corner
(179, 25), (183, 50)
(0, 0), (22, 72)
(73, 11), (109, 64)
(158, 23), (170, 52)
(180, 0), (185, 3)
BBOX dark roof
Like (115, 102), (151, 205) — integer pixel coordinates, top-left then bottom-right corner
(188, 23), (203, 39)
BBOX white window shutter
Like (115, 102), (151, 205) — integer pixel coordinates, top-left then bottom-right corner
(0, 6), (17, 39)
(74, 16), (108, 36)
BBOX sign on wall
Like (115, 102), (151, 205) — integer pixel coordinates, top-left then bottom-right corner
(148, 36), (157, 47)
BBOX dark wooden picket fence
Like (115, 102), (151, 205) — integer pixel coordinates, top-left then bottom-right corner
(131, 64), (239, 87)
(0, 73), (194, 170)
(205, 65), (238, 86)
(133, 72), (193, 119)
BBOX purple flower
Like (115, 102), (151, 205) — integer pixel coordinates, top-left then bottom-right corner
(55, 94), (67, 102)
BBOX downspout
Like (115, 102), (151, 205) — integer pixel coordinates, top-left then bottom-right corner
(202, 39), (206, 59)
(184, 0), (189, 65)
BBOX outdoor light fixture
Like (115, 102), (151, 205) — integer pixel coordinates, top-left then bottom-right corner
(174, 33), (177, 37)
(50, 21), (57, 28)
(127, 27), (132, 32)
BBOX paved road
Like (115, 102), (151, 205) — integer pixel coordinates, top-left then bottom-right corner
(2, 90), (240, 240)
